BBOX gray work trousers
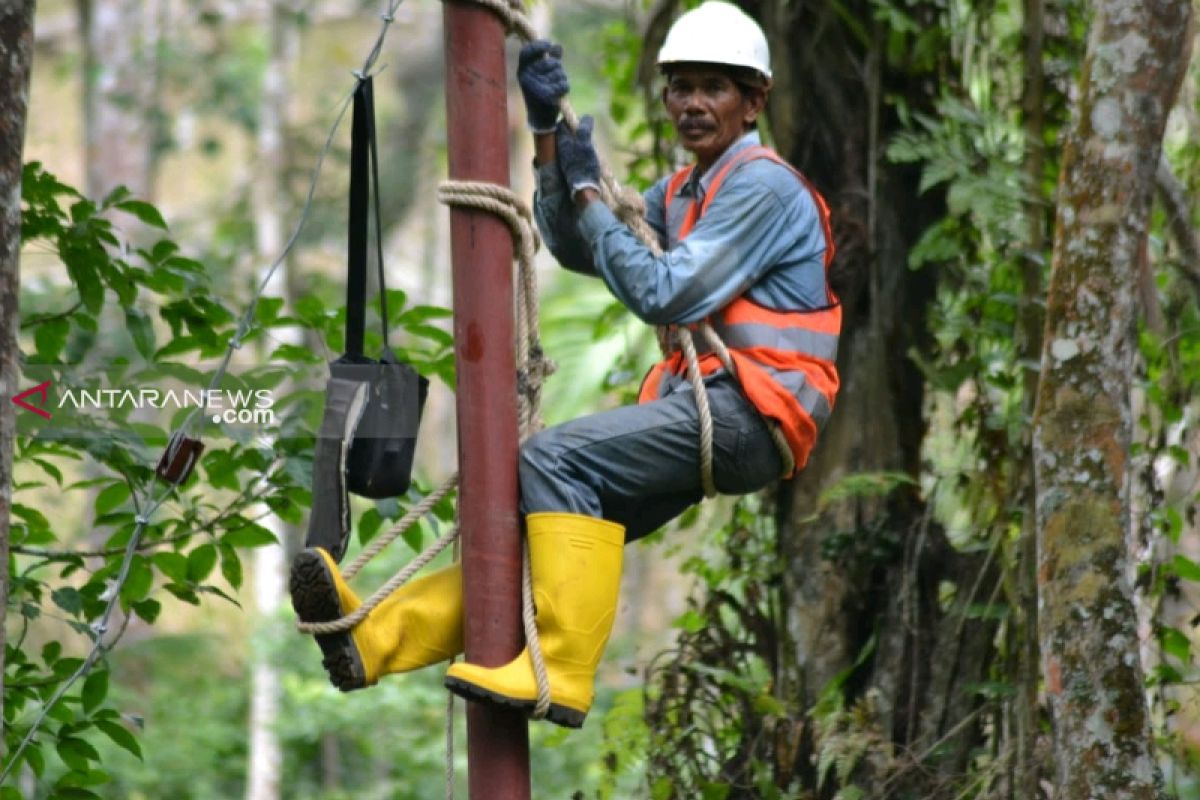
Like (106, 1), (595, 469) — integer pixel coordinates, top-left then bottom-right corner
(519, 377), (785, 541)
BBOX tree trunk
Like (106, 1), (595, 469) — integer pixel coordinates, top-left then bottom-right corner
(767, 2), (984, 790)
(245, 4), (299, 799)
(1033, 1), (1193, 796)
(1015, 0), (1047, 793)
(0, 0), (36, 746)
(77, 0), (155, 199)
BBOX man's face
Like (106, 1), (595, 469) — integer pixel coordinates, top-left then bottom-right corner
(662, 65), (765, 169)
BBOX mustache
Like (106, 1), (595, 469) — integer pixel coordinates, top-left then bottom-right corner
(678, 117), (715, 132)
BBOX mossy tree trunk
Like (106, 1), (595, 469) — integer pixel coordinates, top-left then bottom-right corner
(0, 0), (35, 744)
(1033, 1), (1194, 796)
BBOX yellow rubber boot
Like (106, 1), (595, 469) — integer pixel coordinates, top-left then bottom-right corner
(290, 548), (463, 691)
(443, 512), (625, 728)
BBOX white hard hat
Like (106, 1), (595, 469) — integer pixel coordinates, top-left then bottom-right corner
(656, 1), (772, 82)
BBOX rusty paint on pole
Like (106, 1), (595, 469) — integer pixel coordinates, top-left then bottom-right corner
(441, 2), (531, 798)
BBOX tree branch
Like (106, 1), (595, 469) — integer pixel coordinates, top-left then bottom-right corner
(19, 299), (83, 329)
(1156, 154), (1200, 300)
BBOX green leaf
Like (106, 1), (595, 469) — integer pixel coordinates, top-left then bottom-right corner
(115, 199), (168, 229)
(700, 782), (731, 800)
(81, 669), (109, 714)
(31, 457), (64, 485)
(101, 185), (132, 207)
(56, 736), (100, 771)
(966, 680), (1016, 699)
(49, 787), (103, 800)
(121, 555), (154, 604)
(196, 584), (242, 608)
(396, 304), (450, 325)
(164, 584), (200, 605)
(95, 719), (143, 760)
(672, 609), (707, 633)
(1161, 626), (1191, 663)
(43, 640), (63, 665)
(61, 237), (106, 314)
(152, 552), (189, 583)
(94, 482), (131, 516)
(220, 526), (278, 549)
(403, 524), (424, 553)
(254, 296), (285, 326)
(270, 343), (324, 363)
(219, 545), (243, 590)
(56, 768), (110, 788)
(1146, 662), (1184, 686)
(132, 598), (161, 624)
(817, 472), (917, 510)
(187, 544), (218, 582)
(25, 742), (45, 776)
(124, 307), (156, 360)
(1171, 554), (1200, 583)
(407, 323), (454, 347)
(964, 603), (1010, 620)
(51, 587), (83, 616)
(34, 317), (70, 360)
(12, 503), (51, 531)
(358, 508), (383, 544)
(752, 693), (786, 716)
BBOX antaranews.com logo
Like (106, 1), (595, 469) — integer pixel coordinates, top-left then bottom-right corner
(9, 369), (284, 439)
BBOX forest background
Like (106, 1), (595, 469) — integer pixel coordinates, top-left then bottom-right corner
(1, 0), (1199, 798)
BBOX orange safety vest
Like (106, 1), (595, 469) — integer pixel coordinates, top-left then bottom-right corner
(637, 145), (840, 476)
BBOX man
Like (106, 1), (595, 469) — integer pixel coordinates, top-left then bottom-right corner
(291, 1), (839, 730)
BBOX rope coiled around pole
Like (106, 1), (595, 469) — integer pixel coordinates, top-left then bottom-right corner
(436, 180), (555, 719)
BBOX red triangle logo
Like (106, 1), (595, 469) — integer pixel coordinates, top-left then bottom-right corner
(12, 380), (53, 419)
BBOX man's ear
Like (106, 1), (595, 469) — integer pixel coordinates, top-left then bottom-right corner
(661, 84), (670, 110)
(743, 88), (767, 125)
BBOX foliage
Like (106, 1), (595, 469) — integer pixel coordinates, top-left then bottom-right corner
(4, 164), (456, 797)
(641, 496), (799, 799)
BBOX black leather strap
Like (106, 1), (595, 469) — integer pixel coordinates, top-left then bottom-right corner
(345, 76), (389, 358)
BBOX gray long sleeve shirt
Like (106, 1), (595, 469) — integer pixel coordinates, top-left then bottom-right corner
(534, 131), (831, 326)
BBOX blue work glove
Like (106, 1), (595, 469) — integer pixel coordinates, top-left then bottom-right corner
(555, 115), (601, 198)
(518, 40), (569, 133)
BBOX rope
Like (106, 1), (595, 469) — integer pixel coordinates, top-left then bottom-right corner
(435, 182), (554, 439)
(297, 521), (461, 635)
(677, 327), (718, 498)
(342, 474), (459, 581)
(698, 323), (796, 477)
(437, 180), (555, 717)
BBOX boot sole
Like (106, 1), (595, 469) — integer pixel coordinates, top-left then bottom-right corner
(289, 550), (368, 692)
(443, 675), (586, 729)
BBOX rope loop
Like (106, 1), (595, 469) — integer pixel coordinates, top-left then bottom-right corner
(463, 0), (537, 40)
(676, 326), (718, 498)
(436, 176), (553, 714)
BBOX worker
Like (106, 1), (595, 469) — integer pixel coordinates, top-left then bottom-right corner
(290, 0), (839, 730)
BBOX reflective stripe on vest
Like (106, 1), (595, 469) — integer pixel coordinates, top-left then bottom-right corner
(639, 145), (840, 475)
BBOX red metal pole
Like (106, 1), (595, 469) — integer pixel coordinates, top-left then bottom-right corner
(441, 3), (531, 799)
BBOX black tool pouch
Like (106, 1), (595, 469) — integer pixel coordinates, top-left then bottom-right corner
(305, 76), (429, 562)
